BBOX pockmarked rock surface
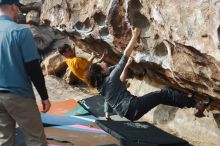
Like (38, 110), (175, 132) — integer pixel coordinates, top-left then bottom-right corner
(20, 0), (220, 145)
(39, 0), (220, 108)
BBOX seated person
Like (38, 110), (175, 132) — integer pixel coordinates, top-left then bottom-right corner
(85, 27), (210, 121)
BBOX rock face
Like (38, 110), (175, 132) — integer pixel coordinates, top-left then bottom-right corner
(39, 0), (220, 106)
(41, 52), (66, 75)
(20, 0), (220, 145)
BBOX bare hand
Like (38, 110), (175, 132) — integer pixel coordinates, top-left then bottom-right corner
(41, 99), (51, 113)
(100, 52), (105, 60)
(97, 50), (108, 63)
(131, 27), (141, 38)
(126, 57), (133, 67)
(91, 52), (96, 58)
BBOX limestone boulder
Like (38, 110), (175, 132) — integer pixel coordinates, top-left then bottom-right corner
(26, 10), (40, 25)
(20, 0), (220, 145)
(41, 53), (67, 75)
(38, 0), (220, 109)
(27, 25), (56, 51)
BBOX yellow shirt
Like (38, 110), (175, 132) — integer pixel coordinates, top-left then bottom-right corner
(66, 57), (91, 81)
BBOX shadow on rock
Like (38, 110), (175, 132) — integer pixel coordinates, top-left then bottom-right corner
(213, 113), (220, 129)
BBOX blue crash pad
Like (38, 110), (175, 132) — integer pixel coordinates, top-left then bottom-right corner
(41, 113), (95, 126)
(16, 128), (26, 146)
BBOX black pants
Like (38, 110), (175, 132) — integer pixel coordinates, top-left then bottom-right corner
(125, 88), (196, 121)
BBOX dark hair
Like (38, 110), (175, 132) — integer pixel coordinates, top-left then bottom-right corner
(58, 44), (71, 55)
(85, 63), (103, 88)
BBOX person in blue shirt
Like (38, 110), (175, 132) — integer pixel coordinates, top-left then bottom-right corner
(85, 27), (210, 121)
(0, 0), (51, 145)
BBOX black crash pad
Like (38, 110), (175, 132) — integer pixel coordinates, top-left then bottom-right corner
(96, 120), (191, 146)
(78, 95), (116, 117)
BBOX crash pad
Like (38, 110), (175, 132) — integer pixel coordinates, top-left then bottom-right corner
(41, 113), (95, 126)
(16, 128), (26, 146)
(78, 95), (116, 117)
(96, 120), (190, 146)
(54, 124), (106, 134)
(45, 126), (119, 146)
(16, 128), (69, 146)
(38, 99), (89, 116)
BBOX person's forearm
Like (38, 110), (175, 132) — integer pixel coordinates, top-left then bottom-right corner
(96, 55), (104, 63)
(88, 52), (97, 63)
(94, 53), (105, 64)
(88, 55), (96, 62)
(123, 35), (138, 57)
(25, 60), (49, 100)
(120, 65), (129, 82)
